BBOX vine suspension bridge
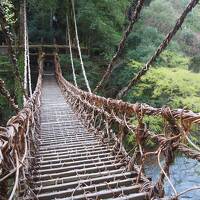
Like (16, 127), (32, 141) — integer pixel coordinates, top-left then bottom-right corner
(0, 0), (200, 200)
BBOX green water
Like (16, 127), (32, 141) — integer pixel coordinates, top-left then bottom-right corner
(145, 156), (200, 199)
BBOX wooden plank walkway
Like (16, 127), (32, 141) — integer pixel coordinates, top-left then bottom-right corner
(29, 74), (148, 199)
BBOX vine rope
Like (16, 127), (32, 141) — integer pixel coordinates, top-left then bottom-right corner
(71, 0), (91, 93)
(55, 54), (200, 198)
(67, 15), (77, 87)
(94, 0), (145, 93)
(117, 0), (200, 99)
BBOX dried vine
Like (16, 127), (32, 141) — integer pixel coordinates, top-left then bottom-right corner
(94, 0), (145, 93)
(0, 55), (43, 199)
(55, 54), (200, 199)
(117, 0), (199, 99)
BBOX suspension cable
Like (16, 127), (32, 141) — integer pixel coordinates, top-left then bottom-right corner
(24, 0), (32, 98)
(23, 0), (28, 104)
(93, 0), (145, 93)
(71, 0), (91, 93)
(67, 15), (77, 87)
(116, 0), (200, 99)
(27, 29), (32, 97)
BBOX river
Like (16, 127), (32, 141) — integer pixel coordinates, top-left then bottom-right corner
(144, 156), (200, 199)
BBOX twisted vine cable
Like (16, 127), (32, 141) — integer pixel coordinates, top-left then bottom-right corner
(116, 0), (200, 99)
(23, 0), (32, 102)
(71, 0), (91, 93)
(67, 15), (77, 87)
(27, 30), (32, 98)
(23, 0), (28, 104)
(93, 0), (145, 93)
(24, 0), (32, 97)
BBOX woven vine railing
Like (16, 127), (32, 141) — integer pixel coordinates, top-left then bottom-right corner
(0, 55), (43, 200)
(54, 54), (200, 199)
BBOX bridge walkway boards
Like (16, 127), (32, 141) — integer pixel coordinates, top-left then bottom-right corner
(29, 74), (148, 200)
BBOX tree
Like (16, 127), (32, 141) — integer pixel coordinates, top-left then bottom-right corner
(189, 56), (200, 73)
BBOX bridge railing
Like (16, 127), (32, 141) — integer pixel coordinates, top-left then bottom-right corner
(54, 53), (200, 199)
(0, 54), (43, 199)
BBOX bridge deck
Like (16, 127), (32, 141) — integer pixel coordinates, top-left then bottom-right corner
(29, 74), (147, 199)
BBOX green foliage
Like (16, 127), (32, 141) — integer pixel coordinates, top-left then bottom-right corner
(134, 0), (200, 56)
(126, 66), (200, 112)
(0, 55), (15, 125)
(104, 60), (141, 97)
(27, 0), (129, 58)
(126, 25), (164, 62)
(59, 54), (101, 90)
(1, 0), (16, 25)
(113, 60), (141, 86)
(77, 0), (129, 58)
(180, 28), (196, 46)
(184, 3), (200, 33)
(126, 25), (181, 63)
(158, 50), (189, 69)
(16, 54), (24, 107)
(144, 116), (163, 134)
(125, 116), (163, 150)
(123, 131), (136, 152)
(28, 0), (59, 43)
(143, 0), (178, 34)
(1, 0), (200, 127)
(189, 56), (200, 73)
(0, 53), (24, 125)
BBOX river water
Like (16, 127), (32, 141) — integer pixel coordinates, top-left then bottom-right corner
(145, 156), (200, 199)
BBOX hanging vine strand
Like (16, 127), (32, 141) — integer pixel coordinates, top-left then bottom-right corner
(27, 30), (32, 98)
(0, 0), (200, 199)
(93, 0), (145, 93)
(116, 0), (199, 99)
(67, 15), (77, 87)
(23, 0), (28, 104)
(0, 55), (43, 199)
(54, 55), (200, 198)
(71, 0), (91, 93)
(23, 0), (32, 102)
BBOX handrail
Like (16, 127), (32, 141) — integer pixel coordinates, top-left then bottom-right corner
(0, 54), (44, 199)
(54, 54), (200, 126)
(54, 53), (200, 199)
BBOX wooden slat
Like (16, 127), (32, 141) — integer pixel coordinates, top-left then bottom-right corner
(22, 73), (148, 200)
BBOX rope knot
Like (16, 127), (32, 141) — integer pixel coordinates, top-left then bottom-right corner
(135, 104), (148, 145)
(161, 106), (180, 136)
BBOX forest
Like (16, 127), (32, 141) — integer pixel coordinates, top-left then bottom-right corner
(0, 0), (200, 123)
(0, 1), (200, 199)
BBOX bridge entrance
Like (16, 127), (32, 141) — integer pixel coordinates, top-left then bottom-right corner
(43, 56), (55, 74)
